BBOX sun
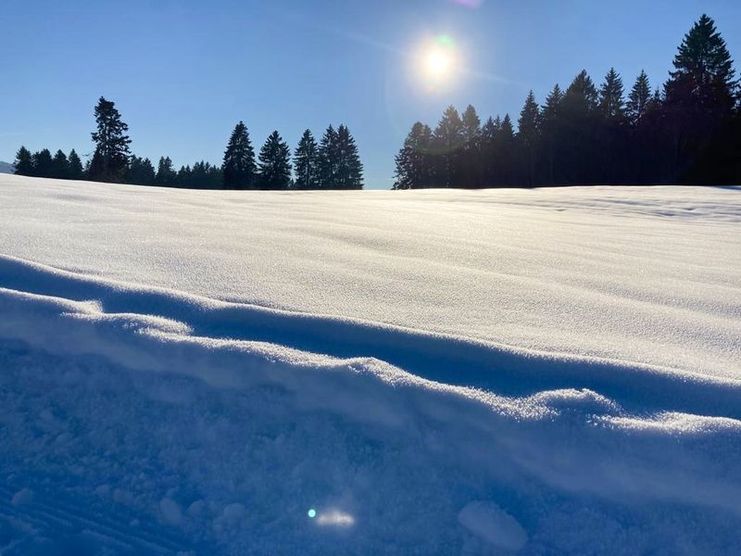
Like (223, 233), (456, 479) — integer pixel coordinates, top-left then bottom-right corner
(417, 36), (459, 86)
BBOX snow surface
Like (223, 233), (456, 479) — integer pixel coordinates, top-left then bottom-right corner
(0, 174), (739, 554)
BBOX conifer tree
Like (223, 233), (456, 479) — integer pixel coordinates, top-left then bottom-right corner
(432, 106), (464, 187)
(517, 91), (541, 186)
(51, 150), (70, 179)
(127, 156), (156, 185)
(257, 131), (292, 190)
(68, 149), (84, 180)
(540, 84), (563, 184)
(222, 121), (256, 189)
(334, 125), (363, 189)
(155, 156), (177, 187)
(394, 122), (433, 189)
(88, 97), (131, 182)
(626, 70), (651, 124)
(32, 149), (53, 178)
(460, 105), (482, 187)
(317, 125), (338, 187)
(480, 116), (499, 185)
(599, 68), (625, 120)
(492, 114), (515, 186)
(293, 129), (320, 189)
(13, 146), (34, 176)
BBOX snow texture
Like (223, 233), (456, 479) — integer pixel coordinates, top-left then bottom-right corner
(0, 175), (739, 554)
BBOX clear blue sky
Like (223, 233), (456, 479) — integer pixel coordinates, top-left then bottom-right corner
(1, 0), (739, 188)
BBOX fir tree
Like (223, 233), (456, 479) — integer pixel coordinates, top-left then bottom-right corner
(51, 150), (70, 179)
(68, 149), (84, 180)
(540, 84), (563, 184)
(599, 68), (625, 120)
(317, 125), (338, 187)
(480, 116), (499, 186)
(293, 129), (320, 189)
(257, 131), (292, 190)
(334, 125), (363, 189)
(517, 91), (541, 186)
(626, 70), (651, 124)
(432, 106), (464, 187)
(222, 121), (256, 189)
(155, 156), (177, 187)
(88, 97), (131, 182)
(394, 122), (433, 189)
(461, 105), (482, 187)
(13, 146), (34, 176)
(127, 156), (156, 185)
(32, 149), (53, 178)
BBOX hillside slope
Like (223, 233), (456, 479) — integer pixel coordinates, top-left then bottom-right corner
(0, 175), (739, 554)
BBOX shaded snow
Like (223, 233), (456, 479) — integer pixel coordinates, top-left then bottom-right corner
(0, 175), (739, 554)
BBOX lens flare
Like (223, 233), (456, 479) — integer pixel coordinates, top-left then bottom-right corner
(307, 508), (317, 518)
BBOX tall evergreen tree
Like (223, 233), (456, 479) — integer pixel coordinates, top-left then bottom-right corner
(32, 149), (53, 178)
(460, 105), (482, 187)
(562, 71), (600, 183)
(155, 156), (177, 187)
(293, 129), (320, 189)
(257, 131), (292, 190)
(334, 125), (363, 189)
(480, 116), (499, 185)
(626, 70), (652, 124)
(599, 68), (625, 120)
(432, 106), (464, 187)
(222, 121), (256, 189)
(51, 150), (70, 179)
(540, 84), (563, 184)
(492, 114), (515, 186)
(88, 97), (131, 182)
(598, 68), (627, 182)
(317, 125), (339, 187)
(68, 149), (84, 180)
(664, 14), (738, 181)
(517, 91), (541, 186)
(13, 146), (34, 176)
(127, 156), (156, 185)
(394, 122), (433, 189)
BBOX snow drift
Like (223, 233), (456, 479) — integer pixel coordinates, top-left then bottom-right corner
(0, 175), (739, 554)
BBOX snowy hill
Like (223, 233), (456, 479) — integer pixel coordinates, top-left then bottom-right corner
(0, 161), (14, 174)
(0, 174), (739, 554)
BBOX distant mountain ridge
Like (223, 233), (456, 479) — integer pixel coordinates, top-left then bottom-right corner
(0, 161), (14, 174)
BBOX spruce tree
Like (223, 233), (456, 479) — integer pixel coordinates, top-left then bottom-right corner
(13, 146), (34, 176)
(51, 150), (70, 179)
(32, 149), (53, 178)
(222, 121), (256, 189)
(432, 106), (464, 187)
(394, 122), (433, 189)
(540, 84), (563, 184)
(599, 68), (625, 120)
(626, 70), (651, 124)
(257, 131), (292, 190)
(317, 125), (338, 187)
(480, 117), (499, 186)
(88, 97), (132, 182)
(492, 114), (515, 186)
(127, 156), (156, 185)
(68, 149), (84, 180)
(517, 91), (541, 185)
(334, 125), (363, 189)
(293, 129), (320, 189)
(155, 156), (177, 187)
(461, 105), (482, 187)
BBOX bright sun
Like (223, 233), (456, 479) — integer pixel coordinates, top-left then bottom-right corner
(417, 36), (459, 86)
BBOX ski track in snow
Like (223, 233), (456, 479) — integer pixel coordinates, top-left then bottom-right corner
(0, 175), (740, 554)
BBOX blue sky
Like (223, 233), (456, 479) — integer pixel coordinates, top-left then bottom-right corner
(1, 0), (739, 188)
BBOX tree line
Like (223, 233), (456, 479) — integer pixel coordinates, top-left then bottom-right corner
(14, 100), (363, 190)
(394, 14), (740, 188)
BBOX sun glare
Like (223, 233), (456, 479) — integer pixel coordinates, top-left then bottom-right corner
(417, 35), (459, 87)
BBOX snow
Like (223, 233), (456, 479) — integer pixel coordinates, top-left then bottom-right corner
(0, 174), (739, 554)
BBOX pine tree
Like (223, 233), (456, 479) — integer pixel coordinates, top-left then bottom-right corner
(88, 97), (132, 182)
(222, 121), (256, 189)
(394, 122), (433, 189)
(32, 149), (53, 178)
(51, 150), (70, 179)
(127, 156), (156, 185)
(68, 149), (84, 180)
(155, 156), (177, 187)
(540, 84), (563, 184)
(257, 131), (292, 190)
(517, 91), (541, 186)
(293, 129), (320, 189)
(13, 146), (34, 176)
(317, 125), (338, 187)
(480, 116), (499, 186)
(432, 106), (464, 187)
(626, 70), (651, 124)
(460, 105), (482, 187)
(334, 125), (363, 189)
(599, 68), (625, 120)
(492, 114), (515, 186)
(562, 71), (600, 183)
